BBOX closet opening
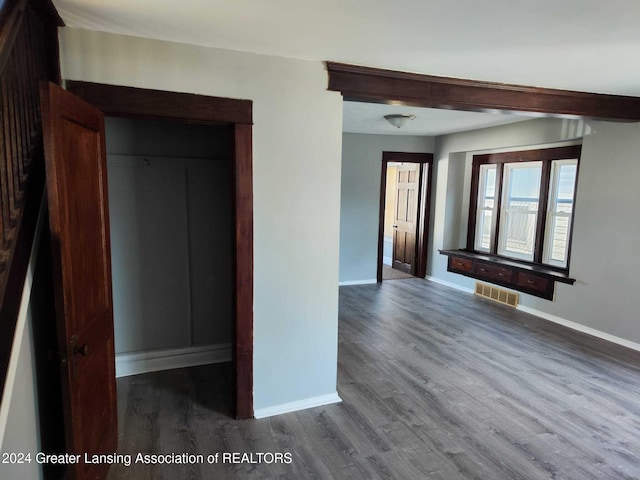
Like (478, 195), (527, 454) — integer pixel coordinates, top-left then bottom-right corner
(105, 117), (235, 416)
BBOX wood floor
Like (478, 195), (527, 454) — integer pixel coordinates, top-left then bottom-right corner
(107, 278), (640, 479)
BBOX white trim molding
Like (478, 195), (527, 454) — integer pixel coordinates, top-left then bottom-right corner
(339, 279), (377, 286)
(254, 392), (342, 419)
(427, 275), (640, 353)
(426, 275), (475, 294)
(517, 305), (640, 353)
(0, 195), (46, 450)
(115, 343), (231, 378)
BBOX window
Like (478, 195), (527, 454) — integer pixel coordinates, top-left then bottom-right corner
(543, 159), (578, 267)
(474, 164), (496, 252)
(498, 161), (542, 261)
(468, 145), (580, 270)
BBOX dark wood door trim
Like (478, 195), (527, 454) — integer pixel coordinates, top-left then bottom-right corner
(377, 152), (433, 282)
(233, 123), (253, 419)
(66, 81), (252, 125)
(327, 62), (640, 121)
(66, 81), (254, 419)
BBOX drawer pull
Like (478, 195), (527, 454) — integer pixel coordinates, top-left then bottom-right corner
(457, 262), (464, 266)
(480, 268), (487, 272)
(498, 273), (505, 276)
(527, 280), (535, 284)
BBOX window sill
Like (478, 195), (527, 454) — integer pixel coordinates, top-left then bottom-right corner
(439, 249), (575, 300)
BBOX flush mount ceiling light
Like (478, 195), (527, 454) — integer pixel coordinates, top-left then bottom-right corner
(384, 113), (416, 128)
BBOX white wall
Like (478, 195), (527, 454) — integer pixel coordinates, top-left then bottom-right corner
(108, 156), (234, 352)
(340, 133), (434, 283)
(431, 117), (640, 345)
(105, 117), (232, 158)
(0, 204), (45, 480)
(105, 118), (233, 355)
(523, 121), (640, 343)
(0, 307), (43, 480)
(60, 28), (343, 412)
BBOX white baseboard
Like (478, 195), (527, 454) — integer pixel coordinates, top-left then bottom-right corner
(254, 392), (342, 419)
(427, 274), (640, 353)
(516, 305), (640, 353)
(339, 279), (377, 286)
(115, 343), (231, 378)
(426, 275), (475, 294)
(414, 274), (640, 353)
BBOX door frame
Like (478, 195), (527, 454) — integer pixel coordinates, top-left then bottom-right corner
(66, 81), (254, 419)
(377, 151), (433, 283)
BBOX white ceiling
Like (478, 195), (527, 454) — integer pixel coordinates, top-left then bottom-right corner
(53, 0), (640, 96)
(343, 102), (532, 136)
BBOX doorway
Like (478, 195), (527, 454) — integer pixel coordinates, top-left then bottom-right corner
(66, 81), (254, 419)
(104, 118), (234, 411)
(377, 152), (433, 283)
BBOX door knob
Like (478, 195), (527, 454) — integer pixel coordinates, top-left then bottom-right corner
(73, 343), (89, 356)
(393, 225), (398, 228)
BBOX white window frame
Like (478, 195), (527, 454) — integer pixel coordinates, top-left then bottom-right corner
(543, 159), (578, 268)
(474, 164), (497, 252)
(497, 161), (542, 262)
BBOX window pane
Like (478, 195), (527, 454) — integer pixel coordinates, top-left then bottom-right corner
(502, 212), (538, 256)
(498, 162), (542, 260)
(556, 164), (577, 201)
(485, 168), (496, 199)
(548, 215), (570, 262)
(544, 159), (578, 267)
(477, 210), (493, 250)
(506, 165), (541, 209)
(554, 163), (577, 214)
(474, 164), (497, 252)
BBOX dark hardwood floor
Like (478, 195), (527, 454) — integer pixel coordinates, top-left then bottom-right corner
(107, 279), (640, 479)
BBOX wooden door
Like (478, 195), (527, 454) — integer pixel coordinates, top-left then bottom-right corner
(392, 163), (421, 274)
(41, 82), (117, 480)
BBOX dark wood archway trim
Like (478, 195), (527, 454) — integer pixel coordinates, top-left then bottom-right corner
(66, 81), (254, 419)
(327, 62), (640, 121)
(66, 81), (252, 125)
(377, 152), (433, 283)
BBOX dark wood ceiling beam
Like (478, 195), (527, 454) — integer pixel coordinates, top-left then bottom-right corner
(327, 62), (640, 122)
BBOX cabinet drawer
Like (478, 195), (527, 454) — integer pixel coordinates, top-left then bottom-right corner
(473, 263), (513, 283)
(516, 272), (549, 292)
(449, 256), (472, 273)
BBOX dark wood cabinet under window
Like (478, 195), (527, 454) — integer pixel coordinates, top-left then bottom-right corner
(441, 249), (575, 300)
